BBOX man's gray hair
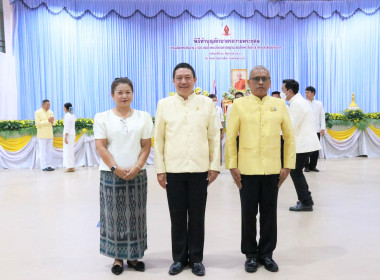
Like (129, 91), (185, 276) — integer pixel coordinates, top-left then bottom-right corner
(249, 66), (270, 78)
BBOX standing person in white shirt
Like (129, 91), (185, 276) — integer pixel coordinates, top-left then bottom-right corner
(94, 77), (154, 276)
(154, 63), (220, 276)
(304, 86), (325, 172)
(208, 94), (224, 139)
(271, 91), (284, 167)
(63, 102), (76, 172)
(209, 94), (224, 164)
(282, 79), (321, 212)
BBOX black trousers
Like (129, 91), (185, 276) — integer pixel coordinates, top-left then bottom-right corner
(305, 133), (321, 169)
(290, 152), (313, 205)
(166, 172), (208, 264)
(240, 174), (279, 259)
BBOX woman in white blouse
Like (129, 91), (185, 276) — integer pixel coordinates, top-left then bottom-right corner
(63, 102), (76, 172)
(94, 77), (154, 275)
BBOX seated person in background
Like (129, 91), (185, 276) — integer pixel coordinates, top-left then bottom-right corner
(226, 92), (244, 126)
(226, 92), (245, 152)
(271, 91), (281, 99)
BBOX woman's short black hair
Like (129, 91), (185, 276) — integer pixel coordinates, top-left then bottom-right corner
(64, 102), (72, 110)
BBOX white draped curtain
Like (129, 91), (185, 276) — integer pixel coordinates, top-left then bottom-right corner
(3, 0), (379, 120)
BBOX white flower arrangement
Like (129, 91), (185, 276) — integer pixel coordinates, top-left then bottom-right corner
(222, 91), (235, 100)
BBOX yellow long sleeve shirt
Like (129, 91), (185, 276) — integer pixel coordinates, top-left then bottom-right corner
(225, 94), (296, 175)
(35, 108), (56, 139)
(154, 93), (220, 173)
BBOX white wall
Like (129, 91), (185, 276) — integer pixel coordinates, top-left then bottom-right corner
(0, 0), (17, 120)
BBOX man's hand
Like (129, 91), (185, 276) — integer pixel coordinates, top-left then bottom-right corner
(207, 170), (219, 187)
(64, 137), (68, 144)
(48, 116), (54, 123)
(124, 166), (140, 180)
(278, 168), (290, 188)
(320, 129), (325, 136)
(157, 173), (167, 189)
(230, 168), (242, 189)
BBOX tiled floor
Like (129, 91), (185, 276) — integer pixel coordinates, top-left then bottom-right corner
(1, 157), (380, 280)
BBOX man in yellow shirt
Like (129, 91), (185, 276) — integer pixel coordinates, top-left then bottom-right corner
(35, 99), (56, 171)
(225, 66), (296, 273)
(154, 63), (220, 276)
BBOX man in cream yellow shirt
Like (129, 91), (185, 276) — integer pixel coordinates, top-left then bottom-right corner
(154, 63), (220, 277)
(35, 99), (56, 171)
(225, 66), (295, 273)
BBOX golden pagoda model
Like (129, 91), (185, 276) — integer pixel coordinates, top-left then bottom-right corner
(347, 92), (359, 110)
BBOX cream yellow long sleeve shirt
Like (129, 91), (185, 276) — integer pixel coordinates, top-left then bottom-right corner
(35, 108), (56, 139)
(225, 94), (296, 175)
(154, 93), (220, 173)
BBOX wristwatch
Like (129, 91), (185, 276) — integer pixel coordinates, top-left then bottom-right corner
(110, 165), (117, 173)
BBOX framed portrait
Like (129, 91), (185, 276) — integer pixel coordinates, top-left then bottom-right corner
(231, 69), (247, 92)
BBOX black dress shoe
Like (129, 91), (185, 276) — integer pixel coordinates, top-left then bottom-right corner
(169, 262), (186, 275)
(191, 262), (205, 276)
(127, 260), (145, 271)
(42, 168), (49, 171)
(289, 202), (313, 211)
(47, 167), (55, 171)
(260, 257), (278, 272)
(111, 260), (124, 275)
(245, 258), (258, 273)
(310, 167), (319, 172)
(304, 167), (310, 172)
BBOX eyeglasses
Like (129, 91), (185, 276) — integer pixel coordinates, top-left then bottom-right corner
(120, 119), (128, 133)
(249, 77), (271, 83)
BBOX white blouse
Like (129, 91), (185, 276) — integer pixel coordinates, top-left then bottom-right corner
(63, 113), (76, 136)
(94, 109), (154, 171)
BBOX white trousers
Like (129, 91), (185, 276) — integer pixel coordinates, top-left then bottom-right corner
(38, 138), (53, 169)
(63, 135), (75, 168)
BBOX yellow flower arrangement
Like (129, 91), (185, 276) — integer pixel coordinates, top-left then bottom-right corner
(171, 87), (210, 96)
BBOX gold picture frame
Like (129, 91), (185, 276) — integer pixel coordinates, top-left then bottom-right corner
(231, 69), (247, 92)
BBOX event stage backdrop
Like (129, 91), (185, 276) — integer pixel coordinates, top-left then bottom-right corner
(10, 0), (380, 119)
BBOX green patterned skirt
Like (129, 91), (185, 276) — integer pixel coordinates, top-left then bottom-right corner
(99, 170), (147, 260)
